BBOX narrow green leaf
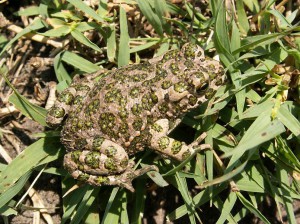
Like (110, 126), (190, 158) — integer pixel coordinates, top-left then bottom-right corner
(214, 2), (235, 68)
(70, 187), (100, 224)
(0, 137), (62, 194)
(233, 33), (285, 55)
(98, 0), (108, 16)
(224, 112), (286, 162)
(71, 29), (102, 52)
(277, 103), (300, 140)
(236, 0), (250, 34)
(54, 52), (72, 84)
(106, 25), (116, 62)
(237, 192), (271, 224)
(40, 25), (71, 37)
(75, 22), (98, 32)
(118, 6), (130, 67)
(0, 18), (45, 57)
(101, 188), (120, 224)
(0, 171), (31, 208)
(174, 173), (197, 224)
(129, 41), (159, 54)
(61, 51), (100, 73)
(15, 6), (40, 16)
(120, 192), (129, 224)
(167, 184), (227, 220)
(136, 0), (164, 36)
(9, 92), (47, 126)
(277, 168), (297, 224)
(67, 0), (105, 22)
(268, 9), (292, 28)
(62, 185), (91, 224)
(216, 192), (237, 224)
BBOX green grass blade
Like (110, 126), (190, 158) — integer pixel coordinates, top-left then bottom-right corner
(9, 92), (47, 126)
(136, 0), (163, 36)
(232, 33), (286, 55)
(167, 184), (227, 221)
(106, 25), (116, 62)
(236, 0), (250, 34)
(40, 25), (71, 37)
(15, 6), (40, 16)
(61, 51), (100, 73)
(224, 112), (286, 162)
(215, 192), (238, 224)
(118, 6), (130, 67)
(62, 185), (91, 224)
(71, 29), (102, 52)
(0, 137), (62, 195)
(70, 187), (100, 224)
(66, 0), (105, 22)
(237, 192), (271, 224)
(277, 103), (300, 140)
(214, 1), (235, 68)
(277, 168), (297, 224)
(0, 18), (45, 57)
(101, 188), (120, 224)
(54, 52), (72, 85)
(0, 171), (31, 208)
(120, 192), (129, 224)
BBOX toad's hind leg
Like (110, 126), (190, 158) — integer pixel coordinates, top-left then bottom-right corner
(64, 137), (157, 192)
(149, 119), (210, 161)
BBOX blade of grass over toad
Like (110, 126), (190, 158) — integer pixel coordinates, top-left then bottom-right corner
(71, 29), (102, 52)
(118, 6), (130, 67)
(0, 137), (62, 194)
(61, 51), (100, 73)
(67, 0), (105, 22)
(136, 0), (164, 37)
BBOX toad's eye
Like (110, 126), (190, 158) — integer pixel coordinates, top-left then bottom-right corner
(196, 82), (209, 94)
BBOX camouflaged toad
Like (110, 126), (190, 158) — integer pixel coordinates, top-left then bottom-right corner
(46, 43), (225, 192)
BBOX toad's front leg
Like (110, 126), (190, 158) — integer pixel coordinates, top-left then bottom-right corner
(149, 119), (210, 161)
(64, 137), (157, 192)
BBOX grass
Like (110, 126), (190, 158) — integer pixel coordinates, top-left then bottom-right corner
(0, 0), (300, 223)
